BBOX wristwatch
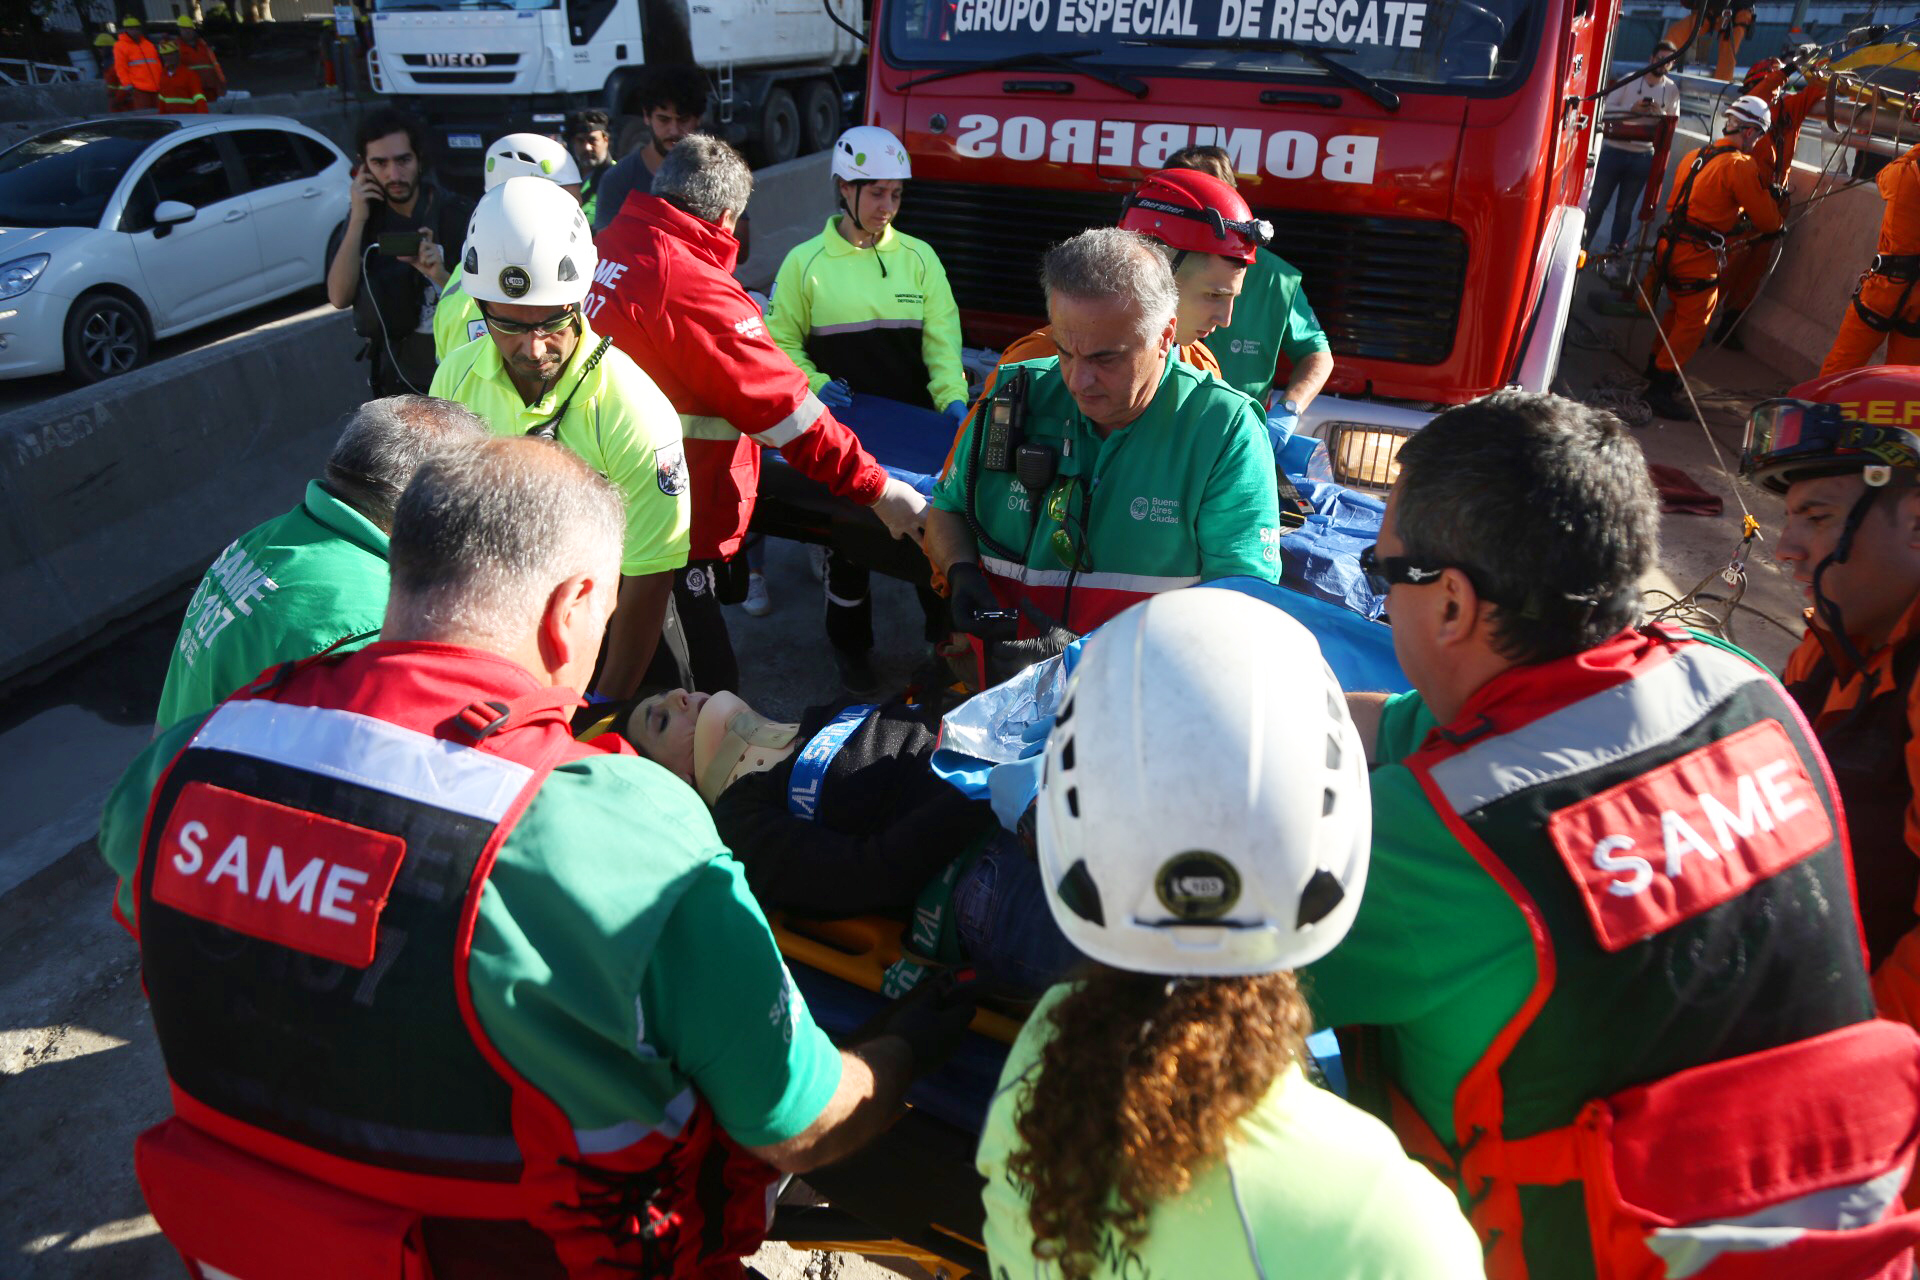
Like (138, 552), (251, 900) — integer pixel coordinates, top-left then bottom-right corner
(1282, 398), (1301, 417)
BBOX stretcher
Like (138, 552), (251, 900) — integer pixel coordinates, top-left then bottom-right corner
(739, 395), (1400, 1273)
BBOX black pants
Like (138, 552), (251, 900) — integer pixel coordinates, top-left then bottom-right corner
(824, 550), (948, 656)
(642, 560), (742, 693)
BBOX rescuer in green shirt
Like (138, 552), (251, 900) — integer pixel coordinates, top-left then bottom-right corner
(101, 437), (979, 1273)
(154, 395), (488, 732)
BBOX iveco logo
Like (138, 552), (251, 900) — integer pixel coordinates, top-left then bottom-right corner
(424, 53), (490, 66)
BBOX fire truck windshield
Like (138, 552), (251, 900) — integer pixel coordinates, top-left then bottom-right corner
(884, 0), (1538, 89)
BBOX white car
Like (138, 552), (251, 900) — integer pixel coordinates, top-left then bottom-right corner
(0, 115), (350, 383)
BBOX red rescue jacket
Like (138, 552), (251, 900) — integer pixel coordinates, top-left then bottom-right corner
(1359, 626), (1920, 1280)
(128, 643), (778, 1279)
(590, 194), (887, 561)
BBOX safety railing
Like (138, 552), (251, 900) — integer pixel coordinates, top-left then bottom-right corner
(0, 58), (83, 86)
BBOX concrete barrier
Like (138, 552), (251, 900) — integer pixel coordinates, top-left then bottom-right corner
(0, 307), (366, 688)
(737, 152), (833, 292)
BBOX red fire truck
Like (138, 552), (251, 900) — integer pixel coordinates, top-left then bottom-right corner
(870, 0), (1621, 439)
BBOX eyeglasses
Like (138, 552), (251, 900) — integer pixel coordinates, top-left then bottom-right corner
(483, 307), (580, 339)
(1048, 479), (1093, 572)
(1360, 543), (1461, 595)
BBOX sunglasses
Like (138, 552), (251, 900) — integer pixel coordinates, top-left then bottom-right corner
(1048, 479), (1093, 572)
(482, 306), (580, 339)
(1360, 543), (1461, 595)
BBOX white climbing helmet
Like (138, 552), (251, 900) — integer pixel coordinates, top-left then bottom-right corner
(1725, 94), (1773, 133)
(832, 125), (911, 183)
(460, 176), (597, 308)
(1036, 589), (1372, 977)
(483, 131), (583, 190)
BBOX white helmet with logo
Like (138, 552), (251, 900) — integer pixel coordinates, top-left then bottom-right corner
(1036, 589), (1371, 977)
(460, 176), (597, 308)
(483, 131), (583, 190)
(832, 125), (911, 182)
(1725, 94), (1773, 133)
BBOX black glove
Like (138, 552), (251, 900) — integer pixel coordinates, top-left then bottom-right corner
(852, 969), (982, 1081)
(982, 601), (1079, 687)
(947, 562), (1018, 642)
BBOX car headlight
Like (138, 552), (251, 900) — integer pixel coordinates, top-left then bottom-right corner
(0, 254), (51, 302)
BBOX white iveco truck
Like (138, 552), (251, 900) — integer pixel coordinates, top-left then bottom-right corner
(369, 0), (864, 184)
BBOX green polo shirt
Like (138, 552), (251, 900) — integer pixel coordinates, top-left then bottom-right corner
(430, 319), (691, 577)
(931, 353), (1281, 594)
(1209, 248), (1331, 402)
(432, 264), (488, 362)
(154, 481), (389, 732)
(100, 706), (842, 1150)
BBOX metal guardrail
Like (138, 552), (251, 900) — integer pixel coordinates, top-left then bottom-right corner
(0, 58), (83, 87)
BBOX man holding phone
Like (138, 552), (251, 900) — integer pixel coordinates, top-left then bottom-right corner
(325, 108), (473, 396)
(1586, 41), (1680, 271)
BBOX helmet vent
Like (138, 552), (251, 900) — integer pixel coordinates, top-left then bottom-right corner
(1322, 787), (1336, 817)
(1326, 689), (1341, 721)
(1056, 859), (1105, 926)
(556, 256), (578, 283)
(1297, 869), (1346, 929)
(1057, 697), (1074, 726)
(1060, 737), (1075, 771)
(1325, 734), (1342, 770)
(1066, 786), (1079, 819)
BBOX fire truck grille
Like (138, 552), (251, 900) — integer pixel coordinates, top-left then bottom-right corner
(896, 181), (1468, 367)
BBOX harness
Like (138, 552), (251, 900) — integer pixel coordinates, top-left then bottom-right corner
(1652, 143), (1780, 295)
(1851, 254), (1920, 338)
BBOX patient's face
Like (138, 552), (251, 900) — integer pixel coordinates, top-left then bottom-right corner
(631, 689), (708, 783)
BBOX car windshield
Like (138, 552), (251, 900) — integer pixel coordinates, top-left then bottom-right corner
(884, 0), (1539, 89)
(0, 121), (178, 229)
(374, 0), (558, 11)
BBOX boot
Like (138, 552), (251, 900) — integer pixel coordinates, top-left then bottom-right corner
(1644, 368), (1690, 421)
(1712, 307), (1745, 352)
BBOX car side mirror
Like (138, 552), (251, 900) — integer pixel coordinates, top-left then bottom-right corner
(152, 200), (196, 238)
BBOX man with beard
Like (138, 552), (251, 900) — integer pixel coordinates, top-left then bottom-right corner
(325, 108), (473, 395)
(590, 64), (711, 233)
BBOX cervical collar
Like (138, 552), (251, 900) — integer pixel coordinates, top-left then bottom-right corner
(693, 692), (799, 805)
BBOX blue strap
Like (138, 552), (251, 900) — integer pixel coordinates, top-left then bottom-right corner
(787, 704), (876, 820)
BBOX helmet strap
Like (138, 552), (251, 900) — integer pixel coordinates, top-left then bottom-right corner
(1810, 486), (1880, 672)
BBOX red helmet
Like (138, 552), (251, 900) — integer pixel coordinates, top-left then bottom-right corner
(1118, 169), (1271, 265)
(1739, 56), (1785, 96)
(1740, 365), (1920, 494)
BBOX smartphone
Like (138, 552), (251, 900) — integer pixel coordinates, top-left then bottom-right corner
(377, 231), (422, 258)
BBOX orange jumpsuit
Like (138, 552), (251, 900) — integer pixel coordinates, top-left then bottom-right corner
(178, 35), (224, 101)
(1721, 71), (1827, 311)
(155, 65), (208, 114)
(1783, 592), (1920, 1027)
(1645, 142), (1783, 372)
(113, 32), (161, 111)
(1820, 139), (1920, 375)
(1662, 3), (1753, 82)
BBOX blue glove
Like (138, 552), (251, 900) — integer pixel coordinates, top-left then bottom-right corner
(944, 399), (970, 425)
(581, 691), (613, 707)
(819, 379), (853, 412)
(1265, 402), (1300, 462)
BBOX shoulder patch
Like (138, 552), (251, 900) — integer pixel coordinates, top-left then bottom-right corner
(656, 440), (688, 496)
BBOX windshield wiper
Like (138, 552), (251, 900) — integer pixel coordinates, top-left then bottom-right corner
(1121, 36), (1400, 110)
(897, 48), (1148, 99)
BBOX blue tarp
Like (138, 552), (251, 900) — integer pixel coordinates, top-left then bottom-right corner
(823, 392), (954, 496)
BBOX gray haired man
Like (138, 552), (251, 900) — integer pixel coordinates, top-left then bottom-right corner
(588, 132), (926, 694)
(104, 436), (963, 1276)
(927, 226), (1282, 645)
(154, 394), (489, 730)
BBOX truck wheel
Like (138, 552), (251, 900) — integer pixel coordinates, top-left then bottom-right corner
(757, 87), (801, 167)
(800, 79), (841, 154)
(63, 291), (149, 384)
